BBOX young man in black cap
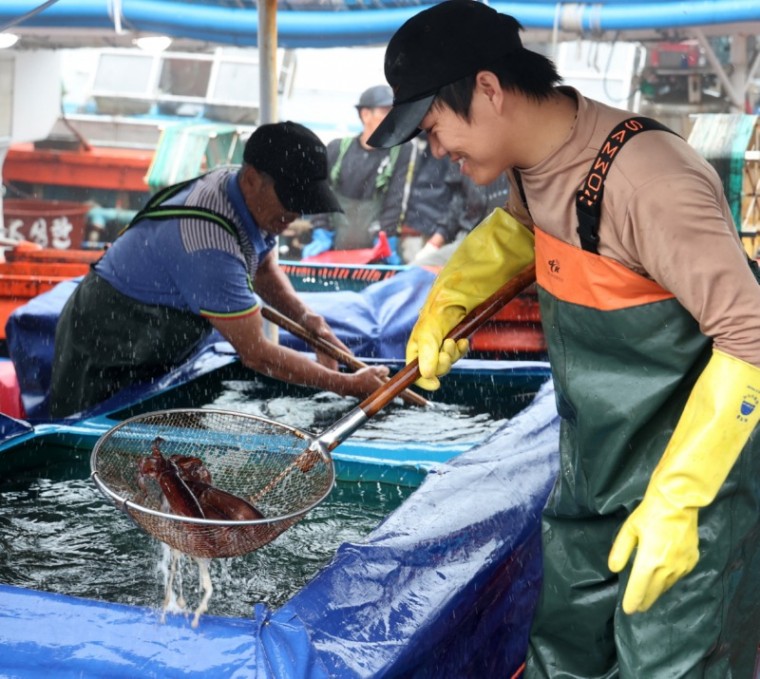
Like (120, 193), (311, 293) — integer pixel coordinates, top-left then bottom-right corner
(304, 84), (410, 261)
(370, 1), (760, 676)
(50, 121), (389, 417)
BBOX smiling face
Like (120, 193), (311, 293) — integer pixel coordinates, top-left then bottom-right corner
(239, 166), (300, 235)
(421, 71), (519, 185)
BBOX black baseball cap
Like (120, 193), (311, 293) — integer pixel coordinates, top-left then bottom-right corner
(243, 121), (342, 214)
(356, 84), (394, 109)
(368, 0), (523, 149)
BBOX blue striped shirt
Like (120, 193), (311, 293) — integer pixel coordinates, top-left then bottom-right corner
(94, 169), (276, 318)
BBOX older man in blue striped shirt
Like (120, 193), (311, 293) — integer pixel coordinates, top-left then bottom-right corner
(50, 121), (389, 417)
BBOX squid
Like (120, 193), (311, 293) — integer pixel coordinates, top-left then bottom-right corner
(137, 437), (265, 627)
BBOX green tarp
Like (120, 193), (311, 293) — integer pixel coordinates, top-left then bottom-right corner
(146, 122), (245, 189)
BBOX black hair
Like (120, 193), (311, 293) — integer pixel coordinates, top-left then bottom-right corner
(434, 48), (562, 119)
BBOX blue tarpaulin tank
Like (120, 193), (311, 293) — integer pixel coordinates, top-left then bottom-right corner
(2, 269), (559, 675)
(0, 381), (560, 678)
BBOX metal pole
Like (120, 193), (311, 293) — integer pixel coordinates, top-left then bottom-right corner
(257, 0), (280, 344)
(258, 0), (278, 124)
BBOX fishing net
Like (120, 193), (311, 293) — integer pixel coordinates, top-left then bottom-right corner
(91, 408), (334, 559)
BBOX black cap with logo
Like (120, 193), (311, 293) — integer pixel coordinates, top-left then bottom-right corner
(368, 0), (523, 149)
(244, 121), (342, 214)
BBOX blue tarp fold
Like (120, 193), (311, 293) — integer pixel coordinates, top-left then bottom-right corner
(287, 386), (558, 676)
(287, 267), (436, 359)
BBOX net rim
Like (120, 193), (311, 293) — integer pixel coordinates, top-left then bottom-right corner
(89, 406), (335, 528)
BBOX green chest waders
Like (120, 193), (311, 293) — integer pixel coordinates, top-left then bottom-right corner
(328, 138), (401, 250)
(49, 178), (250, 418)
(523, 120), (760, 678)
(329, 194), (384, 250)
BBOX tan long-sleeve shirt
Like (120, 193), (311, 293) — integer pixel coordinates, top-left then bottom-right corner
(508, 88), (760, 367)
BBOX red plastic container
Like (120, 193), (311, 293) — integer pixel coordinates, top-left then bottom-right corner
(3, 198), (91, 250)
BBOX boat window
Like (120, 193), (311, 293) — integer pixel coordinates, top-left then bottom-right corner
(211, 61), (259, 105)
(93, 53), (153, 96)
(158, 57), (213, 99)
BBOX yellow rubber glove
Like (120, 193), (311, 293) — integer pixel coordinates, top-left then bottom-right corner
(608, 349), (760, 613)
(406, 208), (535, 390)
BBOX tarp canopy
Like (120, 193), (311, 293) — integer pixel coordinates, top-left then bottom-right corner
(2, 0), (759, 48)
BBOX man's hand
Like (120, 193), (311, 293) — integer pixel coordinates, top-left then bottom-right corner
(342, 365), (390, 399)
(609, 350), (760, 614)
(608, 489), (699, 614)
(406, 304), (470, 391)
(405, 209), (535, 391)
(301, 311), (347, 370)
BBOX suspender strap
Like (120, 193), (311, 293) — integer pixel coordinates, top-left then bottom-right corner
(130, 176), (198, 221)
(376, 144), (401, 193)
(117, 173), (258, 277)
(124, 204), (255, 276)
(330, 137), (353, 185)
(513, 168), (531, 221)
(128, 206), (238, 238)
(397, 137), (421, 229)
(576, 116), (676, 254)
(120, 174), (237, 239)
(330, 136), (401, 195)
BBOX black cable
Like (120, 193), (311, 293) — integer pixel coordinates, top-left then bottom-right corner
(0, 0), (62, 33)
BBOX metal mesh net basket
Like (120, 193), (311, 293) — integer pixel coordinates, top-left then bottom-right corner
(90, 408), (335, 559)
